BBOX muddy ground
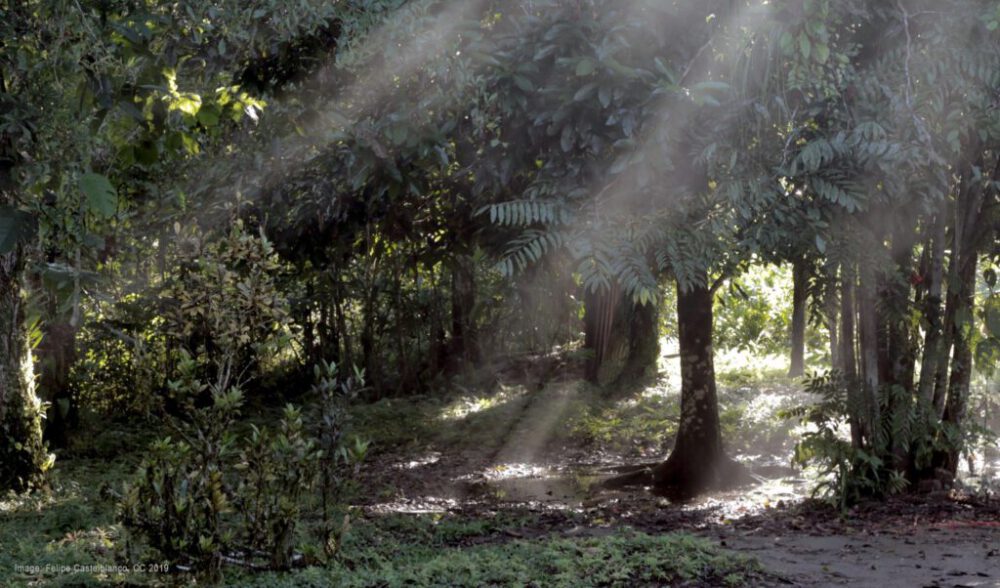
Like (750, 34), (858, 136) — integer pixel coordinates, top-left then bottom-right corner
(354, 376), (1000, 587)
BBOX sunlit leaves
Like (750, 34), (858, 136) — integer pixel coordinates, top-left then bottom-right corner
(481, 200), (565, 227)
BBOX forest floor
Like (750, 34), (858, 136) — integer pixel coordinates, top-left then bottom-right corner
(348, 350), (1000, 587)
(2, 350), (999, 586)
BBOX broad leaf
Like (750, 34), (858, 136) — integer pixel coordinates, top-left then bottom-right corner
(0, 206), (36, 254)
(80, 172), (118, 217)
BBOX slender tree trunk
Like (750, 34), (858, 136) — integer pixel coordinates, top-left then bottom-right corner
(857, 257), (881, 445)
(649, 277), (742, 498)
(333, 273), (349, 369)
(839, 262), (864, 448)
(361, 290), (377, 396)
(839, 264), (858, 381)
(788, 258), (808, 377)
(932, 273), (955, 417)
(299, 275), (318, 365)
(449, 253), (478, 369)
(941, 249), (979, 474)
(824, 263), (840, 370)
(881, 222), (918, 468)
(887, 223), (917, 391)
(917, 214), (946, 406)
(0, 235), (47, 492)
(38, 320), (77, 448)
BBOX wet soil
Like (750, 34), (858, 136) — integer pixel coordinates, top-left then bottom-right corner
(356, 379), (1000, 587)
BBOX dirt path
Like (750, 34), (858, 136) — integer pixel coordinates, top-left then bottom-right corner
(716, 526), (999, 587)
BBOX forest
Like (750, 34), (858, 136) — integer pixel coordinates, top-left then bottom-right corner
(1, 0), (999, 585)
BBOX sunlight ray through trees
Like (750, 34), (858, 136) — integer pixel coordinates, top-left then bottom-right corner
(1, 1), (999, 585)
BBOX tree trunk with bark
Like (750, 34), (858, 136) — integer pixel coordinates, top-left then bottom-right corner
(886, 223), (917, 392)
(583, 284), (621, 383)
(449, 253), (479, 370)
(619, 299), (660, 384)
(0, 235), (47, 492)
(839, 264), (858, 381)
(38, 320), (77, 448)
(935, 156), (993, 475)
(917, 214), (946, 407)
(583, 284), (659, 388)
(788, 258), (808, 377)
(648, 278), (734, 497)
(839, 262), (864, 448)
(940, 245), (979, 474)
(857, 256), (882, 446)
(824, 264), (840, 370)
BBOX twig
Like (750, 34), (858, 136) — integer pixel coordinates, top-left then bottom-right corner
(679, 39), (713, 86)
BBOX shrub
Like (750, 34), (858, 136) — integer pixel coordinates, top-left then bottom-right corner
(118, 358), (366, 580)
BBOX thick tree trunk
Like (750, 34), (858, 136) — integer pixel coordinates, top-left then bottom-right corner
(583, 285), (659, 387)
(788, 258), (808, 377)
(647, 278), (743, 498)
(0, 241), (47, 492)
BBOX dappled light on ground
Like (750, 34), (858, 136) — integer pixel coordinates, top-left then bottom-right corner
(360, 371), (827, 522)
(439, 385), (527, 421)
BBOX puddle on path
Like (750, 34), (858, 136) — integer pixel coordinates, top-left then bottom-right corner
(445, 458), (814, 511)
(450, 463), (608, 506)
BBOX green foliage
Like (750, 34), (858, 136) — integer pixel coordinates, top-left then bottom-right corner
(780, 371), (984, 510)
(237, 529), (763, 588)
(119, 358), (364, 579)
(713, 264), (796, 354)
(568, 392), (679, 456)
(69, 313), (164, 417)
(118, 357), (247, 578)
(162, 219), (291, 391)
(236, 405), (322, 569)
(311, 360), (368, 557)
(781, 371), (897, 510)
(0, 207), (36, 254)
(0, 459), (130, 587)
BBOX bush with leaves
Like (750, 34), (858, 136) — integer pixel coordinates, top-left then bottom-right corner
(119, 356), (366, 579)
(162, 219), (291, 396)
(780, 370), (992, 510)
(782, 371), (907, 510)
(235, 406), (322, 569)
(118, 354), (244, 579)
(311, 359), (369, 557)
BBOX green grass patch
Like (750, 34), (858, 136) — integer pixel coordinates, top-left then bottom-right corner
(236, 528), (763, 587)
(0, 459), (132, 587)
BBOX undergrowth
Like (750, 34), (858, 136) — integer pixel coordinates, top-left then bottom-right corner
(234, 528), (763, 587)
